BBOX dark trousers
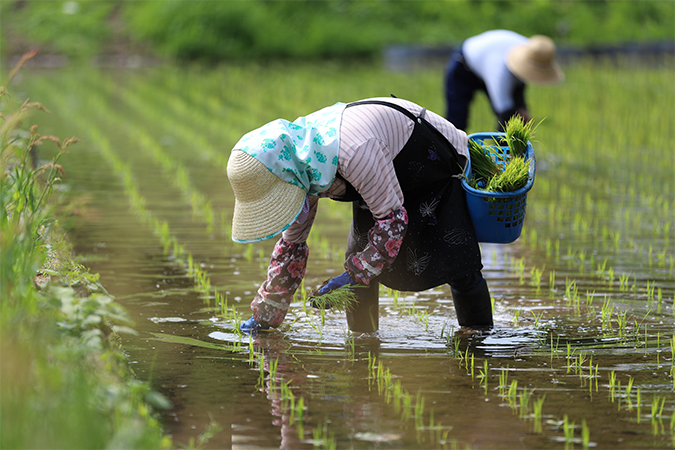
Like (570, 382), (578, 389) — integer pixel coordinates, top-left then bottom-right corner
(445, 47), (527, 132)
(444, 48), (486, 131)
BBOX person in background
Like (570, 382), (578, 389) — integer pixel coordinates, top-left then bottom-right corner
(227, 97), (493, 333)
(444, 30), (564, 132)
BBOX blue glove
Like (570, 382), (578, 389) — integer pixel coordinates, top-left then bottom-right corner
(310, 272), (358, 309)
(240, 316), (269, 335)
(317, 272), (357, 295)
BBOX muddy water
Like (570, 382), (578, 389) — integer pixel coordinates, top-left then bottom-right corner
(18, 62), (674, 449)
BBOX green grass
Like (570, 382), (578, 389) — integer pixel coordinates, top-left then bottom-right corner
(3, 1), (673, 60)
(1, 54), (171, 450)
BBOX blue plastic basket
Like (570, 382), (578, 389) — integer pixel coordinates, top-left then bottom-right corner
(462, 132), (536, 244)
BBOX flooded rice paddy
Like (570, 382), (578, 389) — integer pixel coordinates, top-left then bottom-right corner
(15, 60), (674, 449)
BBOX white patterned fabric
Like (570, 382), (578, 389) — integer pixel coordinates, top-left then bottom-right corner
(232, 102), (346, 195)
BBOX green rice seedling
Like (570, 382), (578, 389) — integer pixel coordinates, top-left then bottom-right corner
(625, 376), (634, 409)
(608, 371), (617, 401)
(519, 386), (533, 419)
(533, 395), (546, 434)
(512, 308), (521, 326)
(513, 257), (526, 284)
(503, 115), (538, 159)
(651, 396), (666, 435)
(531, 310), (544, 329)
(657, 287), (663, 314)
(508, 380), (519, 409)
(498, 368), (509, 397)
(581, 419), (590, 450)
(530, 266), (544, 290)
(346, 332), (356, 360)
(619, 274), (630, 291)
(636, 387), (642, 423)
(414, 390), (425, 424)
(293, 396), (305, 423)
(467, 139), (500, 188)
(616, 310), (628, 338)
(601, 296), (614, 330)
(486, 156), (531, 193)
(309, 285), (358, 312)
(477, 359), (489, 393)
(563, 415), (576, 447)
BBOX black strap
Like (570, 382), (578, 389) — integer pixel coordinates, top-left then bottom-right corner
(346, 99), (422, 122)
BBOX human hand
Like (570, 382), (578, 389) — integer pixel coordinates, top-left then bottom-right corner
(317, 272), (357, 296)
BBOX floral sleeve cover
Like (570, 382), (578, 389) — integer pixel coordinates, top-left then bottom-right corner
(251, 238), (309, 327)
(345, 207), (408, 285)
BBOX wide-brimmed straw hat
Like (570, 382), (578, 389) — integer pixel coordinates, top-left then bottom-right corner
(506, 35), (564, 85)
(227, 150), (306, 243)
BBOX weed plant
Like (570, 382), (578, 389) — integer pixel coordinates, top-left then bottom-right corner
(1, 53), (169, 449)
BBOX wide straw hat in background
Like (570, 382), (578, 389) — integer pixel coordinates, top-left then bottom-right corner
(227, 150), (306, 243)
(507, 35), (565, 85)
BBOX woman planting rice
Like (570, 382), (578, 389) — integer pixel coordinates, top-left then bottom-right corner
(227, 97), (493, 333)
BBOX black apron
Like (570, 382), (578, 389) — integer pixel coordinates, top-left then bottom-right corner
(337, 100), (483, 292)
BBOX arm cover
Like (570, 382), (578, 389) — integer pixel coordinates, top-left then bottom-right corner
(251, 238), (308, 327)
(344, 206), (408, 285)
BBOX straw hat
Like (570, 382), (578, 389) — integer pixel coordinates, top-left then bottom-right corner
(227, 150), (306, 243)
(506, 35), (564, 85)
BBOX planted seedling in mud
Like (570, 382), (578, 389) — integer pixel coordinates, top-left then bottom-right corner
(519, 386), (534, 419)
(530, 266), (544, 290)
(581, 419), (591, 449)
(498, 367), (510, 397)
(532, 395), (546, 433)
(563, 414), (576, 447)
(477, 359), (489, 393)
(651, 396), (667, 435)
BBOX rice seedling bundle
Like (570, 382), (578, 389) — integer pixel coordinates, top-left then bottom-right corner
(467, 116), (536, 192)
(503, 115), (538, 158)
(467, 139), (500, 189)
(309, 285), (358, 312)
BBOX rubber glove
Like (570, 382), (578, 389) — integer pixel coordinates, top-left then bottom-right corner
(240, 316), (269, 334)
(318, 272), (357, 295)
(311, 272), (357, 309)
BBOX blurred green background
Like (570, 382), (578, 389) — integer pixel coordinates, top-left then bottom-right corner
(1, 0), (673, 63)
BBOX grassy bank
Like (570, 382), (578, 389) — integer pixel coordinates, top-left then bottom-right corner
(1, 0), (673, 62)
(0, 52), (171, 450)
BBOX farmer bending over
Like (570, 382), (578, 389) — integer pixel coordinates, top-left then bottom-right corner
(227, 97), (493, 333)
(444, 30), (564, 131)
